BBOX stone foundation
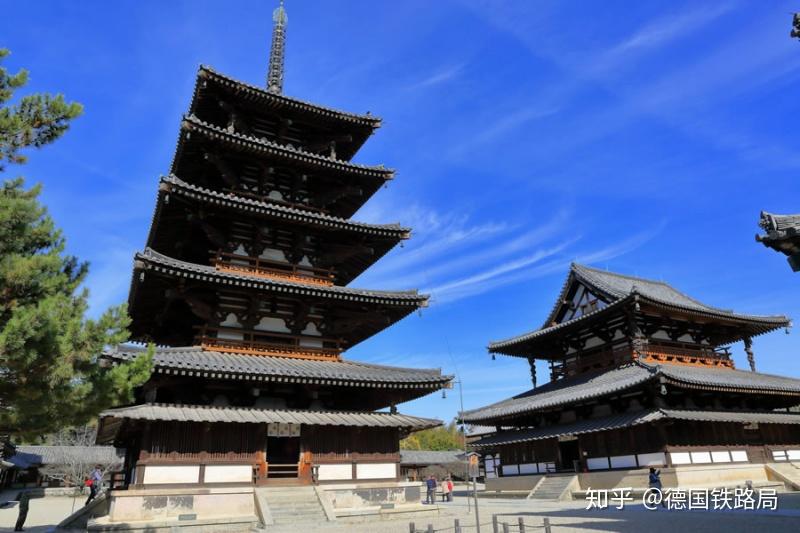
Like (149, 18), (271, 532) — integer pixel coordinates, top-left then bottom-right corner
(104, 486), (257, 524)
(319, 480), (432, 517)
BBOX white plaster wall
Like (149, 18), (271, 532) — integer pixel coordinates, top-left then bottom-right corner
(356, 463), (396, 480)
(670, 452), (692, 465)
(587, 458), (609, 470)
(730, 450), (748, 462)
(711, 451), (731, 463)
(609, 455), (637, 469)
(500, 465), (519, 476)
(519, 463), (538, 474)
(318, 464), (353, 481)
(637, 452), (666, 466)
(204, 465), (252, 483)
(788, 449), (800, 460)
(690, 451), (712, 464)
(142, 465), (200, 485)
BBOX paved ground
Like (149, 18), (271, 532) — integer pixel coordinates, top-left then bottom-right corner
(2, 489), (800, 532)
(0, 491), (84, 532)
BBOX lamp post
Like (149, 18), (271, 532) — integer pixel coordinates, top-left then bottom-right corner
(443, 377), (471, 512)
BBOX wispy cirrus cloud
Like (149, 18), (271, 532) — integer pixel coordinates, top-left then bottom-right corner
(405, 62), (466, 90)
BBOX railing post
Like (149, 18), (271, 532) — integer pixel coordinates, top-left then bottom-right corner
(518, 517), (525, 533)
(492, 514), (499, 533)
(502, 523), (509, 533)
(543, 517), (551, 533)
(427, 525), (434, 533)
(454, 518), (461, 533)
(409, 522), (415, 533)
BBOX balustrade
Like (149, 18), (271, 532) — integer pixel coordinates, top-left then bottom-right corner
(212, 250), (335, 286)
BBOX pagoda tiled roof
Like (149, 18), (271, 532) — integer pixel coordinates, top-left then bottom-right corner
(459, 361), (800, 424)
(106, 345), (451, 389)
(97, 403), (440, 443)
(195, 66), (382, 128)
(156, 174), (410, 239)
(468, 408), (800, 448)
(133, 247), (428, 307)
(489, 263), (789, 354)
(174, 114), (394, 179)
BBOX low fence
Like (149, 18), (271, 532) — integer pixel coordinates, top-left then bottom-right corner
(409, 515), (553, 533)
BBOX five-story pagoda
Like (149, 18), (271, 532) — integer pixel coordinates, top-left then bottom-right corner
(98, 2), (450, 494)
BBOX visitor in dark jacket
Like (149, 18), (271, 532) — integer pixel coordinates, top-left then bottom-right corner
(425, 475), (437, 504)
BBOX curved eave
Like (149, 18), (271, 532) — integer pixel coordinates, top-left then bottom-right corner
(132, 248), (428, 307)
(195, 66), (382, 128)
(488, 297), (632, 357)
(103, 347), (452, 391)
(489, 293), (789, 358)
(173, 115), (394, 180)
(154, 174), (410, 240)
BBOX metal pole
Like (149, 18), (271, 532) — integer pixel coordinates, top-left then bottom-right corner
(457, 378), (470, 514)
(473, 473), (481, 533)
(492, 514), (498, 533)
(502, 523), (510, 533)
(454, 518), (461, 533)
(518, 517), (525, 533)
(409, 522), (415, 533)
(543, 517), (552, 533)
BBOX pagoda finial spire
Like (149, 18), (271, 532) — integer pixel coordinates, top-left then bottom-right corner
(267, 0), (288, 93)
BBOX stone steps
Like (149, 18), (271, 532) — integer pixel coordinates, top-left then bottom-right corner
(528, 475), (576, 501)
(259, 486), (330, 525)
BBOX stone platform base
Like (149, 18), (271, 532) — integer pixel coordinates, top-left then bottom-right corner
(334, 502), (438, 522)
(88, 514), (257, 532)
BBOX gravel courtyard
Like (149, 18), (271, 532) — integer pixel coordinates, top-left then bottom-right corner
(2, 489), (800, 532)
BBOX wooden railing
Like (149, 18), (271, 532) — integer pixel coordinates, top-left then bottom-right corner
(195, 325), (343, 361)
(212, 250), (335, 286)
(639, 344), (734, 368)
(139, 450), (258, 464)
(223, 187), (326, 214)
(556, 342), (734, 378)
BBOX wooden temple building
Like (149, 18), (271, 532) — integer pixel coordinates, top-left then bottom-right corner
(757, 212), (800, 272)
(97, 1), (449, 504)
(462, 263), (800, 477)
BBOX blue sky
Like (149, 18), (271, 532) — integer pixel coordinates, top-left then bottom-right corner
(2, 1), (799, 424)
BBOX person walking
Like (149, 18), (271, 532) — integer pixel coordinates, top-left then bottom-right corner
(446, 477), (454, 502)
(85, 465), (103, 506)
(648, 467), (666, 508)
(425, 475), (437, 505)
(14, 490), (30, 532)
(441, 476), (451, 502)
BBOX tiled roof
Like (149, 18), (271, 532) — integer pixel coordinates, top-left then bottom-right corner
(460, 362), (800, 423)
(489, 263), (789, 353)
(99, 403), (440, 430)
(158, 174), (410, 238)
(660, 409), (800, 425)
(460, 364), (655, 423)
(654, 362), (800, 395)
(106, 345), (452, 389)
(196, 66), (382, 128)
(400, 450), (465, 465)
(175, 115), (393, 179)
(469, 408), (800, 448)
(134, 247), (428, 306)
(9, 446), (123, 468)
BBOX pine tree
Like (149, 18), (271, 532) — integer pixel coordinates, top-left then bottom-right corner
(0, 49), (152, 440)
